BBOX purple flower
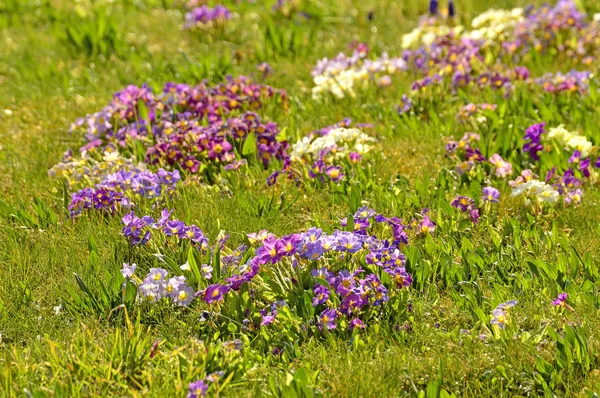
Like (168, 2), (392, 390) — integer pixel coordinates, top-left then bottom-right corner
(325, 165), (344, 182)
(187, 380), (208, 398)
(121, 263), (136, 279)
(258, 236), (285, 264)
(552, 293), (568, 307)
(514, 66), (530, 80)
(470, 209), (480, 224)
(339, 294), (364, 316)
(451, 196), (474, 212)
(348, 318), (365, 330)
(490, 308), (507, 329)
(312, 284), (330, 306)
(164, 220), (186, 237)
(348, 152), (362, 164)
(318, 309), (338, 330)
(569, 150), (582, 164)
(261, 311), (277, 326)
(482, 187), (500, 203)
(337, 233), (362, 253)
(523, 123), (545, 161)
(579, 157), (591, 177)
(397, 95), (413, 115)
(419, 216), (435, 235)
(203, 284), (230, 304)
(565, 189), (583, 205)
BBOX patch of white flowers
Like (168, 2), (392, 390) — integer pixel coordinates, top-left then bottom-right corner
(312, 69), (369, 100)
(311, 55), (407, 100)
(510, 179), (559, 203)
(547, 125), (593, 157)
(401, 25), (464, 49)
(463, 8), (524, 41)
(290, 128), (376, 162)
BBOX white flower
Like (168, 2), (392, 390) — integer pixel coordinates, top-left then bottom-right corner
(180, 261), (191, 271)
(536, 187), (559, 203)
(54, 304), (63, 316)
(547, 125), (570, 141)
(566, 135), (592, 158)
(103, 151), (121, 162)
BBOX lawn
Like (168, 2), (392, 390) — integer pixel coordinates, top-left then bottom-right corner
(1, 0), (600, 396)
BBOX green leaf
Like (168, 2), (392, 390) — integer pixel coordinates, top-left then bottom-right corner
(242, 132), (257, 156)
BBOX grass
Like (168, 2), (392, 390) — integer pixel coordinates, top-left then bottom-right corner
(2, 0), (600, 396)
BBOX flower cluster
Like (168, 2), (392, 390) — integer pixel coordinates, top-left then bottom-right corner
(184, 5), (232, 30)
(49, 150), (144, 190)
(450, 195), (480, 224)
(547, 124), (594, 159)
(69, 77), (286, 152)
(132, 266), (195, 306)
(443, 132), (487, 176)
(509, 170), (560, 204)
(401, 16), (463, 49)
(456, 103), (497, 124)
(60, 77), (289, 190)
(464, 8), (524, 42)
(534, 70), (592, 94)
(122, 207), (416, 332)
(68, 169), (180, 217)
(122, 209), (209, 248)
(268, 120), (376, 186)
(311, 44), (407, 100)
(187, 371), (225, 398)
(290, 126), (375, 162)
(145, 111), (289, 172)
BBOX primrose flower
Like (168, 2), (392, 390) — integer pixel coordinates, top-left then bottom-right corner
(565, 189), (583, 205)
(247, 230), (273, 244)
(481, 187), (500, 203)
(312, 284), (330, 306)
(121, 263), (136, 279)
(490, 300), (517, 329)
(201, 264), (213, 279)
(523, 122), (545, 161)
(173, 283), (195, 306)
(552, 293), (568, 307)
(348, 151), (362, 163)
(451, 195), (474, 212)
(203, 284), (230, 304)
(139, 282), (163, 302)
(497, 300), (517, 309)
(489, 154), (513, 177)
(318, 309), (338, 330)
(187, 380), (208, 398)
(418, 216), (436, 235)
(165, 276), (186, 296)
(147, 268), (168, 283)
(348, 318), (365, 330)
(490, 308), (508, 329)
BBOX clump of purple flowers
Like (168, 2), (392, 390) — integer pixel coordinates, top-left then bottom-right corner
(451, 195), (480, 224)
(185, 5), (232, 30)
(65, 77), (288, 183)
(69, 169), (180, 217)
(121, 208), (208, 248)
(523, 122), (545, 161)
(187, 371), (225, 398)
